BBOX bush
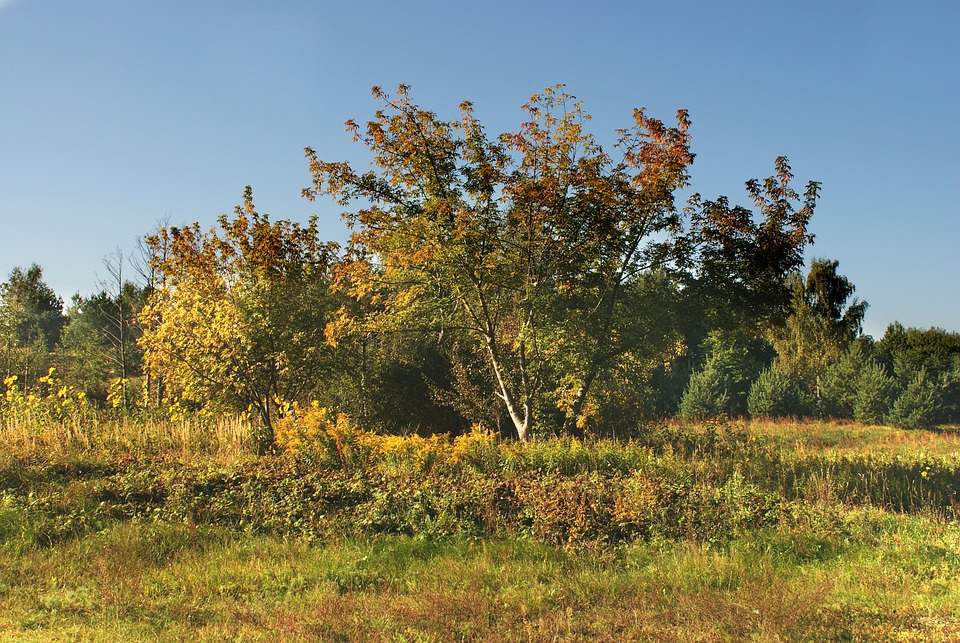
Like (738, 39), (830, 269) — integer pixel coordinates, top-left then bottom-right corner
(748, 368), (810, 418)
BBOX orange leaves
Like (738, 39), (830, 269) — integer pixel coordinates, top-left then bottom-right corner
(304, 84), (700, 437)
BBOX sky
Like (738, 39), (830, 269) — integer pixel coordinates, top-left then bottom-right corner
(0, 0), (957, 338)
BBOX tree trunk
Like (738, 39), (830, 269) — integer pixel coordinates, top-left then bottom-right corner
(252, 403), (275, 455)
(485, 338), (533, 441)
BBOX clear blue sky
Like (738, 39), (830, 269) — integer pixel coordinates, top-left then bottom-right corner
(1, 0), (957, 338)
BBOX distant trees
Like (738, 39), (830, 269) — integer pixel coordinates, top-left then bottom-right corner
(4, 86), (960, 443)
(58, 249), (148, 407)
(0, 264), (68, 389)
(769, 258), (867, 389)
(803, 324), (960, 428)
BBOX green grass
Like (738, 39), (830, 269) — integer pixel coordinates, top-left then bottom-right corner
(1, 417), (959, 640)
(1, 516), (958, 641)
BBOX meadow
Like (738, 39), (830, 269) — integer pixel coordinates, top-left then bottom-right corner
(1, 412), (959, 641)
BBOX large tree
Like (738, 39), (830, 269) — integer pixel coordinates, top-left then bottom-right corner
(139, 189), (338, 452)
(305, 85), (695, 440)
(680, 156), (820, 339)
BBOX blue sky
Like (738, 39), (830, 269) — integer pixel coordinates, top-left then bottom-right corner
(1, 0), (957, 338)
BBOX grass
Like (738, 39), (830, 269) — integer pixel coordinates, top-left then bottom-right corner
(746, 418), (960, 458)
(1, 415), (959, 640)
(1, 517), (958, 641)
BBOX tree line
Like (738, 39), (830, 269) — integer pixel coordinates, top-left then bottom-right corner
(2, 86), (958, 451)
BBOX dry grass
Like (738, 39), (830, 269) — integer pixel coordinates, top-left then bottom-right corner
(745, 418), (960, 458)
(1, 413), (251, 462)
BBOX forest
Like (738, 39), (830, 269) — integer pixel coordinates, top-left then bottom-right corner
(2, 86), (960, 640)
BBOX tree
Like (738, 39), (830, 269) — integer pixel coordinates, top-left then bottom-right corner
(853, 361), (897, 425)
(747, 367), (810, 419)
(680, 156), (819, 337)
(818, 339), (872, 418)
(0, 264), (68, 389)
(61, 265), (148, 406)
(139, 188), (338, 453)
(306, 85), (696, 440)
(887, 368), (941, 429)
(769, 258), (867, 391)
(876, 323), (960, 381)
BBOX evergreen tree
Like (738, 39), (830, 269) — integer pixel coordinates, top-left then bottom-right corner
(679, 332), (770, 418)
(747, 367), (810, 418)
(853, 361), (897, 425)
(818, 340), (871, 418)
(887, 368), (941, 429)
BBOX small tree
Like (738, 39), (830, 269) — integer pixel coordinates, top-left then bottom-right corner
(678, 366), (731, 419)
(62, 251), (147, 407)
(853, 361), (897, 425)
(818, 340), (871, 418)
(747, 367), (810, 418)
(679, 332), (770, 418)
(139, 188), (338, 453)
(887, 368), (941, 430)
(0, 264), (68, 390)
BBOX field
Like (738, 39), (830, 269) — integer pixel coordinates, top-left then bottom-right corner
(1, 415), (959, 641)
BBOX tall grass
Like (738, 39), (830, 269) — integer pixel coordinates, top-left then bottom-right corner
(2, 411), (251, 461)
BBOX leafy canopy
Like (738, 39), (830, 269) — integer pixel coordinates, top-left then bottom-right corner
(305, 85), (694, 439)
(139, 188), (338, 452)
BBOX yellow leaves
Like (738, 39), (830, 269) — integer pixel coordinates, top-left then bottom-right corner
(276, 406), (500, 474)
(450, 425), (498, 466)
(0, 366), (91, 424)
(323, 308), (356, 348)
